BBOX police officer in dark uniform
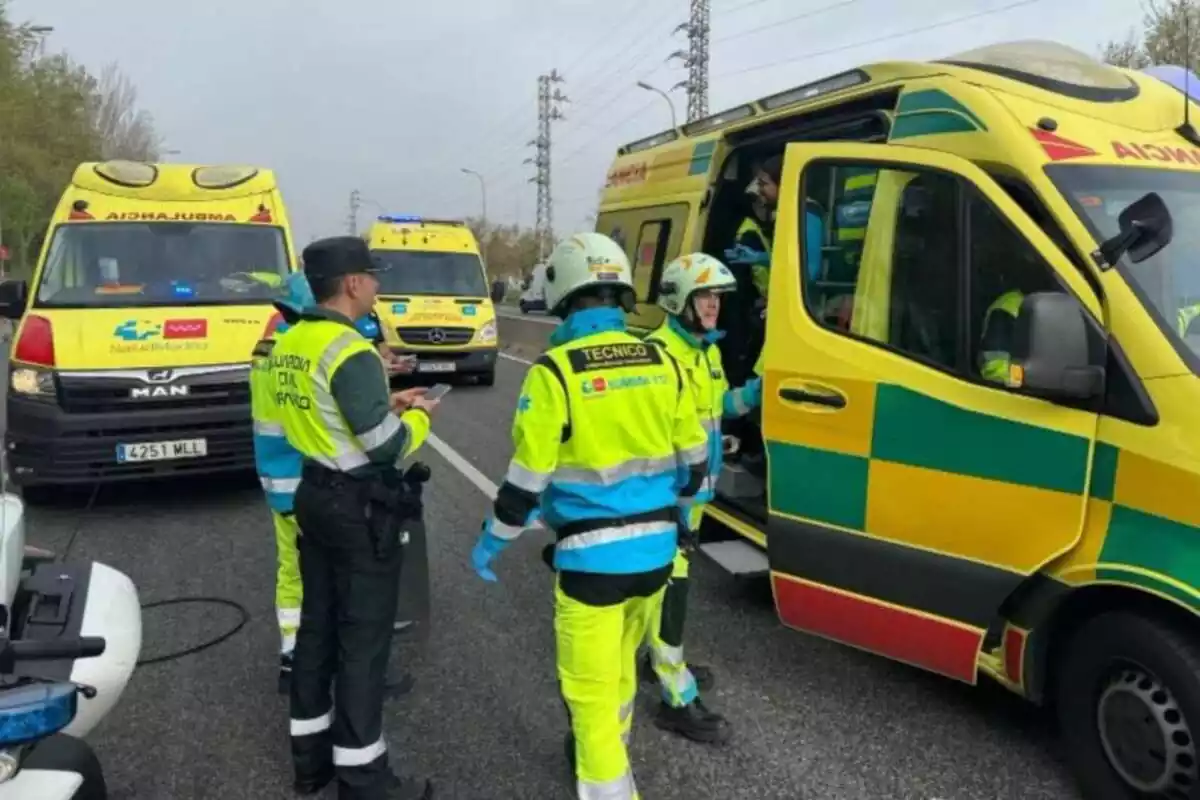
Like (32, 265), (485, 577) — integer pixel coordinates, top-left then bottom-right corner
(273, 236), (438, 800)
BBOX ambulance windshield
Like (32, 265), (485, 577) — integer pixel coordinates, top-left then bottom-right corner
(34, 222), (290, 308)
(370, 250), (488, 298)
(1048, 164), (1200, 368)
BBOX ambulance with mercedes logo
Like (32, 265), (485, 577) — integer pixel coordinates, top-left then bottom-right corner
(0, 160), (297, 502)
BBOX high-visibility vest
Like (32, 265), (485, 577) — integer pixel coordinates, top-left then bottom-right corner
(648, 318), (760, 507)
(502, 329), (709, 575)
(737, 217), (772, 298)
(250, 330), (303, 511)
(979, 290), (1024, 384)
(1179, 303), (1200, 337)
(270, 318), (424, 472)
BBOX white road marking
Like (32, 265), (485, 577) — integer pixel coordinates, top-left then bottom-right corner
(425, 432), (544, 529)
(499, 352), (534, 366)
(497, 310), (557, 326)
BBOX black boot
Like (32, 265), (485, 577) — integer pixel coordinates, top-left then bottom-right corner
(654, 699), (731, 745)
(292, 767), (333, 795)
(385, 773), (434, 799)
(278, 652), (294, 695)
(639, 651), (715, 692)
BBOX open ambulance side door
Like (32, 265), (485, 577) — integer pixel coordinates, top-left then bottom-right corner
(761, 142), (1104, 683)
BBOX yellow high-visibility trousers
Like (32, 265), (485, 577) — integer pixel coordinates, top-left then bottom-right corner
(272, 510), (303, 654)
(646, 504), (703, 708)
(556, 578), (664, 800)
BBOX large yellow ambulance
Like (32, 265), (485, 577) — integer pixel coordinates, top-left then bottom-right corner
(0, 161), (296, 498)
(597, 41), (1200, 799)
(367, 215), (498, 386)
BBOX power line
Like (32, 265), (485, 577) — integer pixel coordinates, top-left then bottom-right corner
(712, 0), (861, 45)
(714, 0), (772, 14)
(713, 0), (1050, 80)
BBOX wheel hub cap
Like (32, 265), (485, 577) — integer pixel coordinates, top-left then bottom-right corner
(1097, 667), (1198, 797)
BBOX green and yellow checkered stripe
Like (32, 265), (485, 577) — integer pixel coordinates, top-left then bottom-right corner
(766, 382), (1200, 611)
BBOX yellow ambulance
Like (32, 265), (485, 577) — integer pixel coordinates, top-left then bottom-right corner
(0, 161), (296, 499)
(367, 215), (498, 386)
(597, 40), (1200, 799)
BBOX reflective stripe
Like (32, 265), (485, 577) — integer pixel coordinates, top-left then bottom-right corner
(277, 608), (301, 627)
(491, 519), (526, 541)
(700, 417), (721, 434)
(557, 521), (675, 551)
(358, 413), (402, 452)
(505, 462), (551, 493)
(310, 332), (373, 472)
(677, 443), (707, 466)
(333, 737), (386, 767)
(553, 455), (676, 486)
(281, 632), (296, 654)
(579, 771), (637, 800)
(254, 420), (284, 437)
(290, 710), (333, 737)
(653, 644), (685, 666)
(262, 476), (301, 494)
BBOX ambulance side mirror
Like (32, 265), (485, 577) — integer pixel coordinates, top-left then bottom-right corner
(1098, 191), (1173, 267)
(0, 280), (28, 321)
(1010, 292), (1105, 400)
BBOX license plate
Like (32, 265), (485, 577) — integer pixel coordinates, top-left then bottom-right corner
(116, 439), (208, 463)
(418, 362), (456, 373)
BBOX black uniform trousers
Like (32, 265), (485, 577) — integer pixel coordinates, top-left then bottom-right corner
(289, 466), (405, 800)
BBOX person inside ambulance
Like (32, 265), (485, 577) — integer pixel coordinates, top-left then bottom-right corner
(725, 156), (780, 302)
(638, 251), (763, 745)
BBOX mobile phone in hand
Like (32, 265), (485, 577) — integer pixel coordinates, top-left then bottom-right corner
(424, 384), (452, 402)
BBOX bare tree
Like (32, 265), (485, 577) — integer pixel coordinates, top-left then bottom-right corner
(89, 62), (161, 161)
(1102, 0), (1200, 68)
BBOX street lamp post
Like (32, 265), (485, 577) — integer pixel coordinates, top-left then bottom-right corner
(460, 168), (488, 227)
(636, 81), (678, 130)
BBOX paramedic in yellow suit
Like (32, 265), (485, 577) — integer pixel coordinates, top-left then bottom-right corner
(469, 232), (710, 799)
(640, 252), (762, 745)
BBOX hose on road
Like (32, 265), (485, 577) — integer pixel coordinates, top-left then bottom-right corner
(56, 482), (252, 668)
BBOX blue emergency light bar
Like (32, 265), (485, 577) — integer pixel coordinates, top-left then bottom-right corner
(0, 682), (77, 747)
(378, 215), (423, 224)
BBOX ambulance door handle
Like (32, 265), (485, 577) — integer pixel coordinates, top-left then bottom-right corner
(779, 387), (846, 409)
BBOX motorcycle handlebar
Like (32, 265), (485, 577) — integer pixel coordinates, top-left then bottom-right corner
(7, 637), (106, 661)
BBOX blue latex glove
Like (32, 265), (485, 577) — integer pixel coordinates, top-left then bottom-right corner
(724, 244), (770, 267)
(744, 376), (764, 410)
(471, 525), (510, 582)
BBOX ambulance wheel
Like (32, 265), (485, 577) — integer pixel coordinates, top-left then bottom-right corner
(1056, 611), (1200, 800)
(477, 369), (495, 387)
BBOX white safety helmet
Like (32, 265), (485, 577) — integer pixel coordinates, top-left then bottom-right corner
(656, 252), (737, 316)
(544, 232), (635, 317)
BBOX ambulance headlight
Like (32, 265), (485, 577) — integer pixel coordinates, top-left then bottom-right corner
(0, 683), (77, 751)
(475, 321), (497, 344)
(0, 750), (17, 784)
(9, 368), (54, 397)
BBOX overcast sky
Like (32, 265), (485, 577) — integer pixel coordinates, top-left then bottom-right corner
(14, 0), (1142, 245)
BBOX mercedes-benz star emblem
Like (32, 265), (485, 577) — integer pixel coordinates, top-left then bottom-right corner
(428, 328), (446, 344)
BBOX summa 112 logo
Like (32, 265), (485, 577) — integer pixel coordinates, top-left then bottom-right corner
(163, 319), (208, 339)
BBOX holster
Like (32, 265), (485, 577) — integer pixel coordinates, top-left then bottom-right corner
(362, 470), (423, 561)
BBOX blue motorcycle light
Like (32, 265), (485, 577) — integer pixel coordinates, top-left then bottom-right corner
(0, 683), (77, 747)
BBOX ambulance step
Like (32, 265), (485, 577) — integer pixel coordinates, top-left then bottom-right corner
(717, 463), (765, 500)
(698, 540), (769, 577)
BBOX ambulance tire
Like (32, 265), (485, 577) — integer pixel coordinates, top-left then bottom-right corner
(477, 369), (495, 387)
(1056, 610), (1200, 800)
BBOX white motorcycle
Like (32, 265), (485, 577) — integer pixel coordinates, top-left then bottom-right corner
(0, 492), (142, 799)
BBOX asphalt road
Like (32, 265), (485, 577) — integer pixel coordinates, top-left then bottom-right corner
(12, 315), (1082, 799)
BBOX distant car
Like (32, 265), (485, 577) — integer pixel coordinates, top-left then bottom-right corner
(519, 263), (548, 314)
